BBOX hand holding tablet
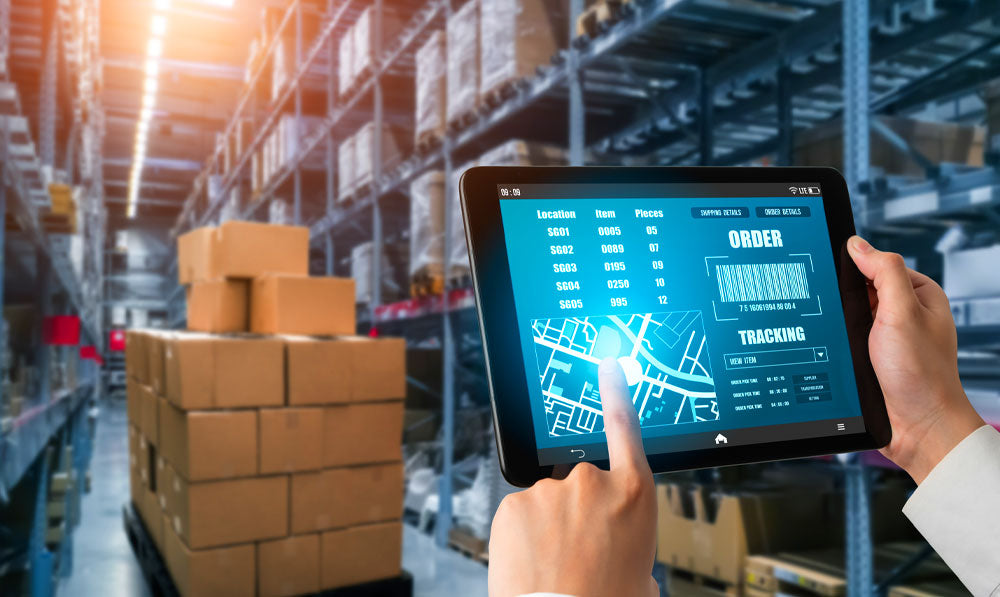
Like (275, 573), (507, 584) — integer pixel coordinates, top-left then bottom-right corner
(461, 167), (892, 485)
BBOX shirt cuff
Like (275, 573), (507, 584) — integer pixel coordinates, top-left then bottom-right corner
(903, 424), (1000, 596)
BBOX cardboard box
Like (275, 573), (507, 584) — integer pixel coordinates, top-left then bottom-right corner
(147, 331), (169, 396)
(166, 333), (284, 410)
(286, 337), (406, 405)
(259, 408), (323, 474)
(655, 483), (838, 586)
(157, 456), (175, 515)
(292, 463), (403, 533)
(257, 534), (321, 597)
(186, 280), (249, 333)
(177, 222), (309, 283)
(178, 227), (216, 285)
(250, 276), (355, 335)
(320, 522), (402, 589)
(170, 475), (288, 549)
(142, 488), (164, 553)
(480, 0), (565, 97)
(126, 378), (142, 424)
(159, 401), (258, 481)
(139, 384), (159, 445)
(126, 329), (149, 383)
(323, 402), (404, 467)
(129, 426), (143, 508)
(291, 462), (404, 533)
(163, 516), (255, 597)
(354, 121), (409, 190)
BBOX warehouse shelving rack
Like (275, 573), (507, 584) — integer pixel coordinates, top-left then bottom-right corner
(167, 0), (1000, 591)
(0, 0), (104, 593)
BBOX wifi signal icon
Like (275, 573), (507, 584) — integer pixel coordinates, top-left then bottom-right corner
(789, 186), (798, 194)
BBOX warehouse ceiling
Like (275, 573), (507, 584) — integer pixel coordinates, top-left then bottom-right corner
(99, 0), (274, 224)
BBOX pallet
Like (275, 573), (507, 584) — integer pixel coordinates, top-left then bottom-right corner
(448, 527), (488, 564)
(123, 502), (416, 597)
(446, 110), (479, 133)
(480, 80), (519, 108)
(668, 568), (740, 597)
(575, 0), (630, 38)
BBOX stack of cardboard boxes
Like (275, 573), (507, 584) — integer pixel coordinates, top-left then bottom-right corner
(127, 221), (406, 596)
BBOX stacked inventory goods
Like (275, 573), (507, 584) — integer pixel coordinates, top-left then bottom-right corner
(339, 7), (403, 96)
(255, 114), (326, 193)
(657, 478), (919, 592)
(943, 244), (1000, 300)
(354, 121), (409, 190)
(409, 170), (446, 296)
(127, 222), (407, 596)
(441, 140), (566, 282)
(446, 0), (480, 126)
(351, 241), (410, 304)
(744, 544), (957, 597)
(793, 116), (984, 178)
(415, 31), (447, 145)
(479, 0), (565, 98)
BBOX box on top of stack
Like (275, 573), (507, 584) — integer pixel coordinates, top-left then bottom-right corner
(127, 222), (407, 597)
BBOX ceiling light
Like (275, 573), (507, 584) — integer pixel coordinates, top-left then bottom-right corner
(154, 0), (171, 11)
(142, 91), (156, 109)
(145, 58), (159, 78)
(148, 38), (163, 58)
(151, 15), (167, 36)
(143, 76), (158, 95)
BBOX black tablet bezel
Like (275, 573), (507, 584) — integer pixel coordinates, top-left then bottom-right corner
(460, 167), (891, 487)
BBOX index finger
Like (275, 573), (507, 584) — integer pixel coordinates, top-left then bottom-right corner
(598, 357), (649, 473)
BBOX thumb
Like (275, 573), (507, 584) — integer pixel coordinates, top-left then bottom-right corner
(598, 357), (647, 472)
(847, 236), (918, 314)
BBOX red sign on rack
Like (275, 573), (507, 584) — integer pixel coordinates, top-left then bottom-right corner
(109, 329), (126, 352)
(79, 345), (105, 366)
(42, 315), (81, 345)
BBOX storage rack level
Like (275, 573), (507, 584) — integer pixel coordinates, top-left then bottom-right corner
(122, 503), (416, 597)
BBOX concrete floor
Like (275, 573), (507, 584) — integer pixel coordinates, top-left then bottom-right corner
(57, 398), (488, 596)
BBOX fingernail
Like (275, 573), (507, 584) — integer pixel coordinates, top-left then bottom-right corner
(849, 235), (872, 254)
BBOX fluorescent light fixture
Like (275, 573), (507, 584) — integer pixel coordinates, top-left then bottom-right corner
(154, 0), (171, 11)
(142, 91), (156, 109)
(145, 58), (159, 78)
(147, 38), (163, 58)
(151, 15), (167, 36)
(143, 76), (158, 95)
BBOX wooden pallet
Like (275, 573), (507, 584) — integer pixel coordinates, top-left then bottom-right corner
(448, 527), (488, 564)
(575, 0), (629, 38)
(668, 568), (740, 597)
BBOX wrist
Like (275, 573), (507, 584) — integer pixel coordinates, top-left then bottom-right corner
(892, 397), (984, 484)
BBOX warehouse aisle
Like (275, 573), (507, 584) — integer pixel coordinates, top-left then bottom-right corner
(59, 399), (150, 597)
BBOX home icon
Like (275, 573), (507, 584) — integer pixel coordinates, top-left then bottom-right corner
(714, 433), (728, 445)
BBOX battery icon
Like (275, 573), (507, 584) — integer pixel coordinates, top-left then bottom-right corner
(807, 186), (821, 194)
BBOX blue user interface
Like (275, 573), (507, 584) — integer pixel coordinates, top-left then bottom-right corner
(497, 183), (864, 465)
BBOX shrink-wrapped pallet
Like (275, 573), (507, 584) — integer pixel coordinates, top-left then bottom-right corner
(354, 122), (409, 190)
(338, 30), (354, 95)
(408, 171), (445, 278)
(351, 241), (409, 303)
(338, 135), (356, 201)
(479, 0), (565, 97)
(415, 31), (447, 144)
(352, 7), (404, 81)
(446, 0), (479, 125)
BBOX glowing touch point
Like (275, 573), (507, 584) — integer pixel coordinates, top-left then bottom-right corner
(616, 356), (643, 386)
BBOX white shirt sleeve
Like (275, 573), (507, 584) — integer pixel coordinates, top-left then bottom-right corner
(902, 425), (1000, 597)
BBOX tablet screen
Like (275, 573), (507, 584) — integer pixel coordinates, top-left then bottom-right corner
(496, 182), (865, 465)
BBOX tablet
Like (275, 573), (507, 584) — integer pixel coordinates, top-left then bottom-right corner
(460, 167), (891, 486)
